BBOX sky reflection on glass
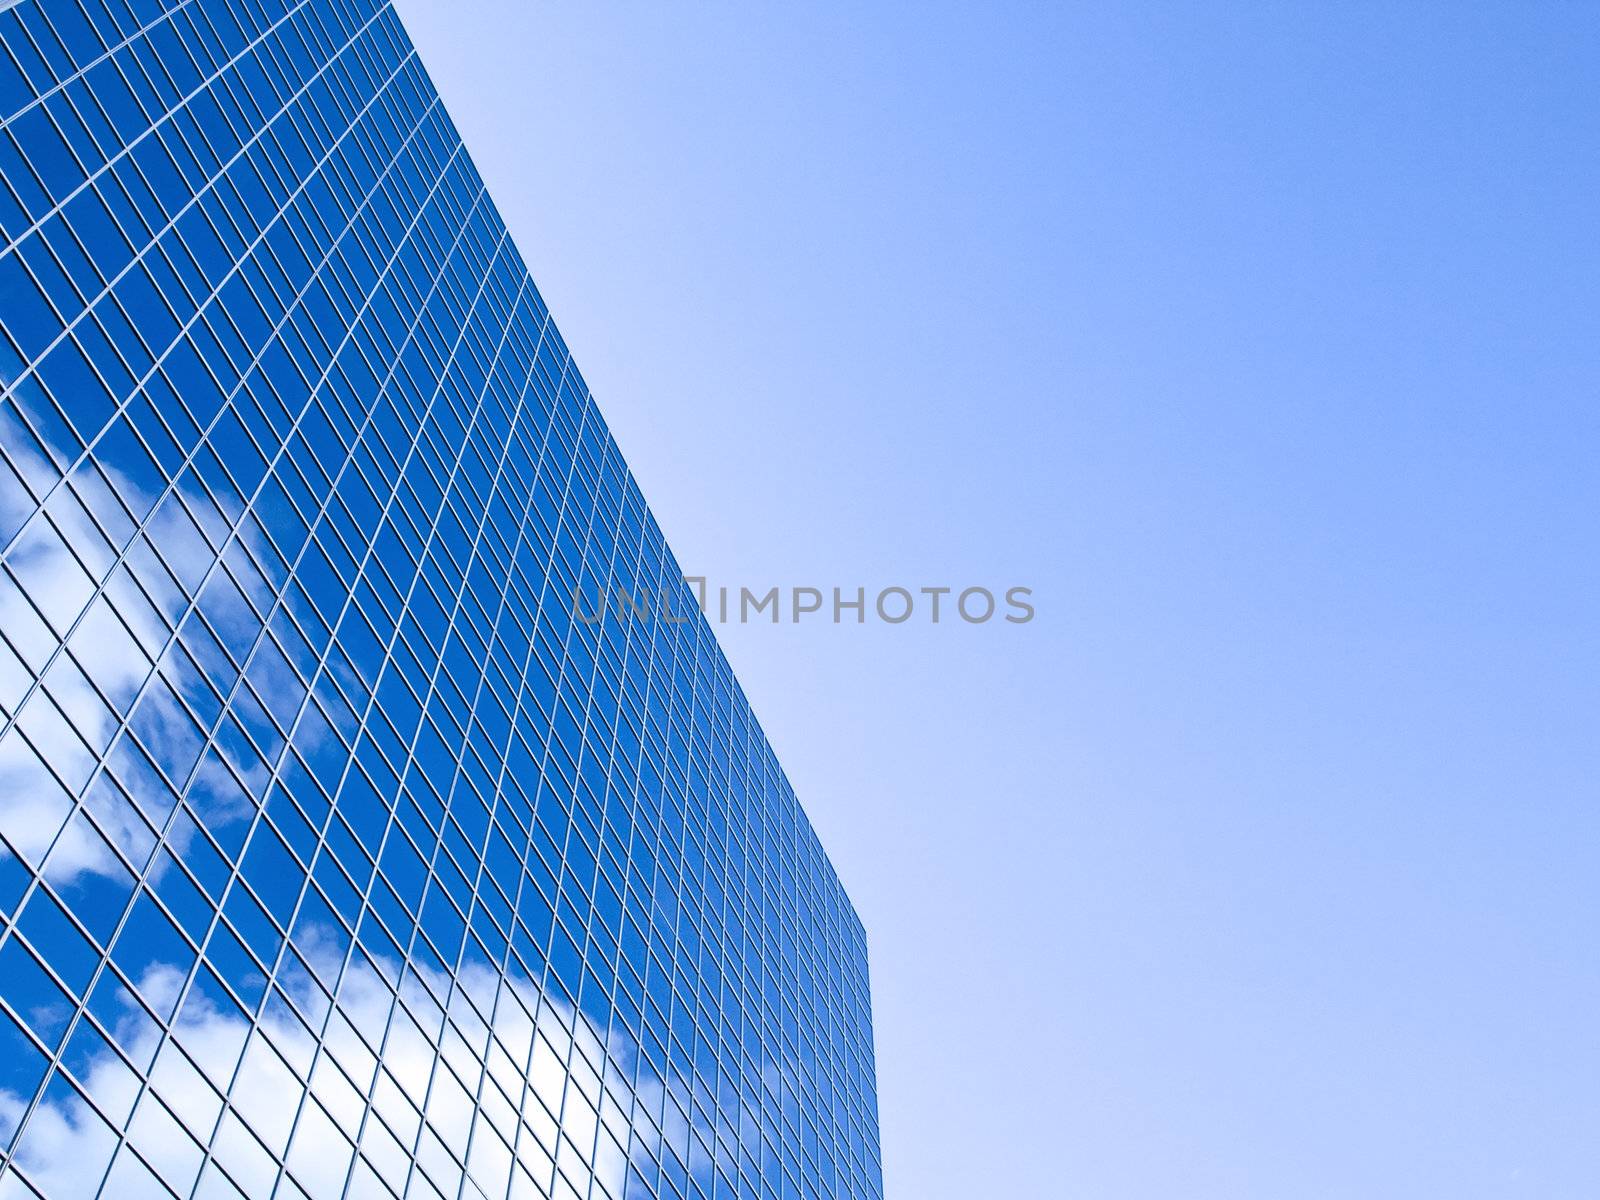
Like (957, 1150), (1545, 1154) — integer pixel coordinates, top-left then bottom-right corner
(0, 0), (881, 1197)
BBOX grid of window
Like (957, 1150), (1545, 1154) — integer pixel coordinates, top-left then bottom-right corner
(0, 1), (883, 1197)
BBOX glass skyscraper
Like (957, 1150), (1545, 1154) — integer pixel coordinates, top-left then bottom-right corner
(0, 0), (882, 1197)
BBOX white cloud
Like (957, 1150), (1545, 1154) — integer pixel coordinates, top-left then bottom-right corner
(0, 927), (721, 1200)
(0, 474), (741, 1200)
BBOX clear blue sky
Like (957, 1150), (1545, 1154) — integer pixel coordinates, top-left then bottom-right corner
(393, 3), (1599, 1196)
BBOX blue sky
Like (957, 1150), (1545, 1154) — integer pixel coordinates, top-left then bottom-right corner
(394, 3), (1599, 1196)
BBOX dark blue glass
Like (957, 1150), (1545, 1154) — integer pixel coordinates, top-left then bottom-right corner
(0, 1), (881, 1198)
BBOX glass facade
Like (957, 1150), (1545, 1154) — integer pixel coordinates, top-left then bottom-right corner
(0, 0), (881, 1197)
